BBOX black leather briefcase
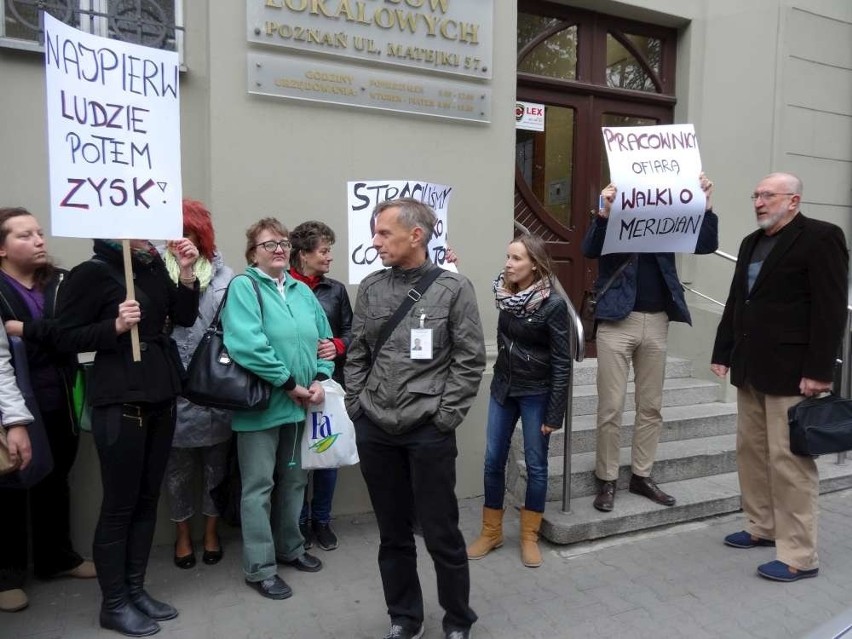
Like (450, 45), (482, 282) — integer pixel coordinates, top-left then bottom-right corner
(788, 394), (852, 456)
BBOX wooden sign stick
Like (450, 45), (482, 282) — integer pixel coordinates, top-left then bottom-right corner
(121, 239), (142, 362)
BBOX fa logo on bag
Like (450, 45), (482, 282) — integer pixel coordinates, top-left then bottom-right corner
(309, 411), (338, 453)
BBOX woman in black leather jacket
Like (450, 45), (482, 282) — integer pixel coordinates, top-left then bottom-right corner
(467, 234), (570, 569)
(288, 221), (352, 552)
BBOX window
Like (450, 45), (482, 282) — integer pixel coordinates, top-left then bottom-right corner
(1, 1), (184, 61)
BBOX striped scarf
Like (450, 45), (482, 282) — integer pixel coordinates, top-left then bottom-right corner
(493, 271), (551, 318)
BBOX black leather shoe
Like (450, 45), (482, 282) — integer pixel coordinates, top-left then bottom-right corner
(629, 474), (676, 506)
(245, 575), (292, 600)
(202, 537), (224, 565)
(173, 543), (195, 570)
(277, 552), (323, 573)
(593, 480), (616, 512)
(100, 601), (160, 637)
(129, 591), (178, 621)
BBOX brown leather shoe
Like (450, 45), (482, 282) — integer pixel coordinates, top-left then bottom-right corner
(629, 474), (676, 506)
(593, 480), (616, 512)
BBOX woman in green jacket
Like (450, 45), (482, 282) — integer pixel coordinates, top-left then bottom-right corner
(221, 217), (334, 601)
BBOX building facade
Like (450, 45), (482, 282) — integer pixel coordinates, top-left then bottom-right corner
(1, 0), (850, 545)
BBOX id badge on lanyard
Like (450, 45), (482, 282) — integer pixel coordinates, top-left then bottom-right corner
(410, 310), (433, 359)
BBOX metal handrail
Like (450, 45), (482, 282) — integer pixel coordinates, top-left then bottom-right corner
(680, 250), (737, 308)
(840, 306), (852, 401)
(512, 222), (584, 513)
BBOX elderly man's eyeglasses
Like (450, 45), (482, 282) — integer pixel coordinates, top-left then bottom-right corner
(750, 191), (795, 202)
(255, 240), (291, 252)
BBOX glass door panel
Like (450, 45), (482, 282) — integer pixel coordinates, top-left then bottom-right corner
(515, 105), (576, 227)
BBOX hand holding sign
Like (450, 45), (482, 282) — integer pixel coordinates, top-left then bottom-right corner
(699, 172), (714, 210)
(600, 124), (707, 254)
(115, 299), (141, 335)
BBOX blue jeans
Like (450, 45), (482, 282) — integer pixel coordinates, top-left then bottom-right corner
(483, 393), (550, 513)
(300, 468), (338, 524)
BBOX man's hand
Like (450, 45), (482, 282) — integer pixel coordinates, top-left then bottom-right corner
(541, 424), (557, 435)
(699, 172), (714, 211)
(710, 363), (729, 378)
(6, 425), (31, 470)
(800, 377), (831, 398)
(598, 184), (617, 219)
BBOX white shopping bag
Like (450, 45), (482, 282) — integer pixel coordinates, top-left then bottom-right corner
(301, 379), (359, 469)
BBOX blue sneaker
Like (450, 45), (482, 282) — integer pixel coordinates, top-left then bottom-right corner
(757, 560), (818, 582)
(724, 531), (775, 549)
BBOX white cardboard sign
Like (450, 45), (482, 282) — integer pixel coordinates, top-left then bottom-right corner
(347, 180), (453, 284)
(600, 124), (705, 255)
(44, 13), (183, 239)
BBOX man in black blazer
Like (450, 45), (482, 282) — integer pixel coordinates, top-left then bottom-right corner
(711, 172), (848, 582)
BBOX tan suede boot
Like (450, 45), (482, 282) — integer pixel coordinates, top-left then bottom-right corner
(466, 507), (504, 559)
(519, 508), (543, 568)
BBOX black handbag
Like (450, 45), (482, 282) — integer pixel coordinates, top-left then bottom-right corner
(0, 336), (55, 489)
(788, 393), (852, 456)
(183, 275), (272, 411)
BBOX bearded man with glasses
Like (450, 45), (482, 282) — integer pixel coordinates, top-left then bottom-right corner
(712, 172), (849, 582)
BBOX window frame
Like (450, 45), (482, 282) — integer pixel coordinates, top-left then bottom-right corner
(0, 0), (185, 65)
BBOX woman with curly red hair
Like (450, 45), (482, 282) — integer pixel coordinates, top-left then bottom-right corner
(161, 199), (235, 570)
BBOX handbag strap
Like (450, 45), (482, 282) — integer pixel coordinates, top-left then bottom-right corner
(211, 274), (263, 328)
(371, 266), (443, 363)
(595, 256), (633, 298)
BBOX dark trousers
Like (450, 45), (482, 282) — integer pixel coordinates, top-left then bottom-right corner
(355, 415), (477, 633)
(91, 401), (175, 600)
(300, 468), (338, 524)
(0, 407), (83, 590)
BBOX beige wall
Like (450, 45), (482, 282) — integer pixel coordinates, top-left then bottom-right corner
(0, 1), (516, 546)
(0, 0), (849, 548)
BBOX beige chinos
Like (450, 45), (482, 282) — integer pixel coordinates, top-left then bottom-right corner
(736, 384), (818, 570)
(595, 311), (669, 481)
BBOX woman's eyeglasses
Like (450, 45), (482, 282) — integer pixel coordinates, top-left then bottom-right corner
(255, 240), (291, 252)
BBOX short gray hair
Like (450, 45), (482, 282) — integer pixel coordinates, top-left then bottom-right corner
(373, 198), (437, 249)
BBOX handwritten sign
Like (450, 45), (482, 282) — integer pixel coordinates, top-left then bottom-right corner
(347, 180), (453, 284)
(600, 124), (705, 255)
(44, 13), (182, 239)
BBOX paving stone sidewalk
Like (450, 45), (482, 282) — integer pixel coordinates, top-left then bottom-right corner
(5, 490), (852, 639)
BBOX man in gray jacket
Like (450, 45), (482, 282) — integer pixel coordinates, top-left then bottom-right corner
(345, 198), (485, 639)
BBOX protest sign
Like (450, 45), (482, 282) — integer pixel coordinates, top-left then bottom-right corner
(347, 180), (453, 284)
(600, 124), (705, 255)
(44, 12), (182, 240)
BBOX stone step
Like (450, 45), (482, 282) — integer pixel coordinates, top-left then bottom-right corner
(571, 376), (720, 417)
(516, 401), (739, 457)
(536, 456), (852, 544)
(508, 433), (739, 502)
(571, 356), (694, 387)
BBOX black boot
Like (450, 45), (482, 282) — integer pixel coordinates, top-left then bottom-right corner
(95, 540), (160, 637)
(125, 520), (178, 622)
